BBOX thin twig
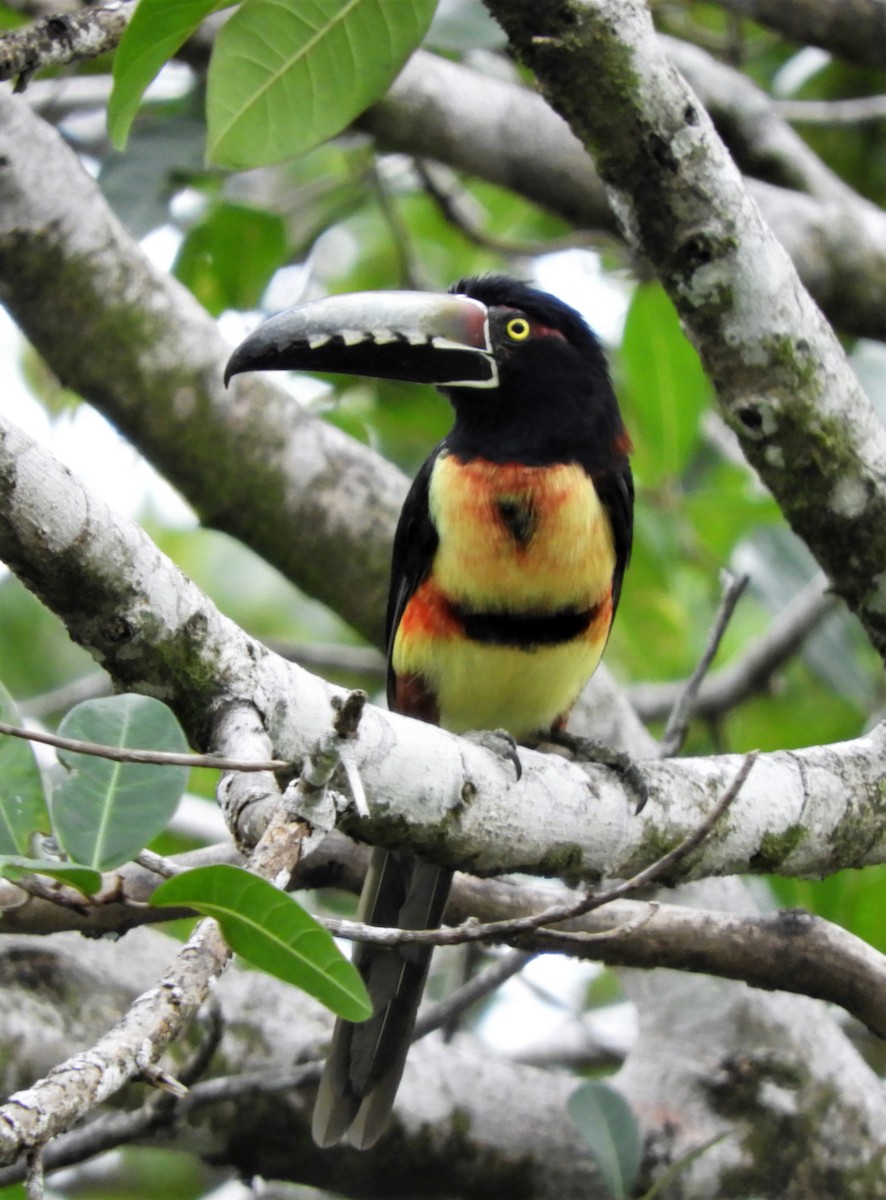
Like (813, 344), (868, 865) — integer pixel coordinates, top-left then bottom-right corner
(628, 573), (836, 723)
(289, 690), (368, 821)
(776, 95), (886, 125)
(537, 902), (659, 945)
(134, 850), (182, 879)
(659, 573), (749, 757)
(0, 721), (289, 772)
(415, 159), (604, 257)
(413, 950), (535, 1041)
(370, 159), (430, 291)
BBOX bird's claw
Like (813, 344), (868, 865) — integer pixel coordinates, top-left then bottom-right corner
(462, 728), (523, 781)
(544, 731), (648, 812)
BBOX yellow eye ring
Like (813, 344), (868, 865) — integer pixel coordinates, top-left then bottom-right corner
(505, 316), (531, 341)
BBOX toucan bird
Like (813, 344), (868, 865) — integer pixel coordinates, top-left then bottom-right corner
(225, 275), (634, 1149)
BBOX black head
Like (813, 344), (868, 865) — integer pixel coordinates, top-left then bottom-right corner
(443, 275), (626, 468)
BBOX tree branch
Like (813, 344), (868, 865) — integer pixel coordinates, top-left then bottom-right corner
(0, 921), (882, 1198)
(367, 51), (886, 343)
(2, 821), (885, 1042)
(319, 753), (755, 947)
(0, 687), (334, 1166)
(629, 573), (838, 723)
(659, 572), (749, 756)
(714, 0), (886, 68)
(0, 915), (231, 1165)
(3, 412), (886, 887)
(448, 874), (886, 1040)
(483, 0), (886, 662)
(0, 90), (403, 649)
(0, 1), (133, 90)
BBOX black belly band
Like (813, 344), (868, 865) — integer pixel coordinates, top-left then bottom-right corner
(453, 604), (597, 647)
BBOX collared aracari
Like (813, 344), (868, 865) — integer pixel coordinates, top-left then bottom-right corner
(225, 275), (633, 1149)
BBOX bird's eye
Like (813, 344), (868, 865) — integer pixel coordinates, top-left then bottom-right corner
(505, 316), (531, 341)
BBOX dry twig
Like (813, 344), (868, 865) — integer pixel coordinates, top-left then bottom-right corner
(0, 721), (288, 772)
(659, 573), (749, 757)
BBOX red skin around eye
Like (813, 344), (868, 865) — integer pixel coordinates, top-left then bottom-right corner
(530, 321), (566, 341)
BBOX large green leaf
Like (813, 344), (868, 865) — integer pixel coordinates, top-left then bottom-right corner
(151, 864), (372, 1021)
(206, 0), (438, 169)
(0, 682), (49, 855)
(568, 1080), (642, 1200)
(108, 0), (236, 150)
(50, 695), (189, 871)
(619, 283), (712, 486)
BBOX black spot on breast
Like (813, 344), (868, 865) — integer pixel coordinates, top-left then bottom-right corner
(496, 496), (537, 547)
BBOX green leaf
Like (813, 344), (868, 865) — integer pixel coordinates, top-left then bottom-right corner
(620, 283), (712, 486)
(0, 857), (102, 896)
(0, 682), (50, 855)
(108, 0), (236, 150)
(568, 1080), (642, 1200)
(174, 202), (288, 315)
(151, 864), (372, 1021)
(50, 695), (189, 871)
(206, 0), (438, 169)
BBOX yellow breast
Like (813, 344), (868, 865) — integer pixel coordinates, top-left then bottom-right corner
(391, 454), (617, 737)
(428, 454), (615, 611)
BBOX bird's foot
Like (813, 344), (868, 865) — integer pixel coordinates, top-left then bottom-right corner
(543, 730), (648, 812)
(462, 728), (523, 781)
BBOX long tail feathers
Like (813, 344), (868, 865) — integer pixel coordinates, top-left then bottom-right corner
(312, 848), (454, 1149)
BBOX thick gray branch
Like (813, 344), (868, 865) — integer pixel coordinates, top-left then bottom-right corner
(483, 0), (886, 662)
(0, 924), (884, 1197)
(0, 918), (230, 1164)
(715, 0), (886, 68)
(3, 828), (884, 1039)
(2, 413), (885, 887)
(0, 90), (404, 648)
(449, 876), (886, 1039)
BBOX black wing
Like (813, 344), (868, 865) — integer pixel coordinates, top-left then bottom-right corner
(384, 443), (444, 710)
(594, 458), (634, 619)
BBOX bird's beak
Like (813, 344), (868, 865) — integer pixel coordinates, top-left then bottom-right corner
(224, 291), (498, 388)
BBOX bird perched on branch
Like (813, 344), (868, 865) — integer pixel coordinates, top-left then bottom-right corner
(225, 275), (634, 1149)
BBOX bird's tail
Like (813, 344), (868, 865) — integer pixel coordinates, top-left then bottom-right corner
(311, 847), (454, 1149)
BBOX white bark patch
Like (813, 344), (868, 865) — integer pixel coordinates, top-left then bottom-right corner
(830, 475), (868, 519)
